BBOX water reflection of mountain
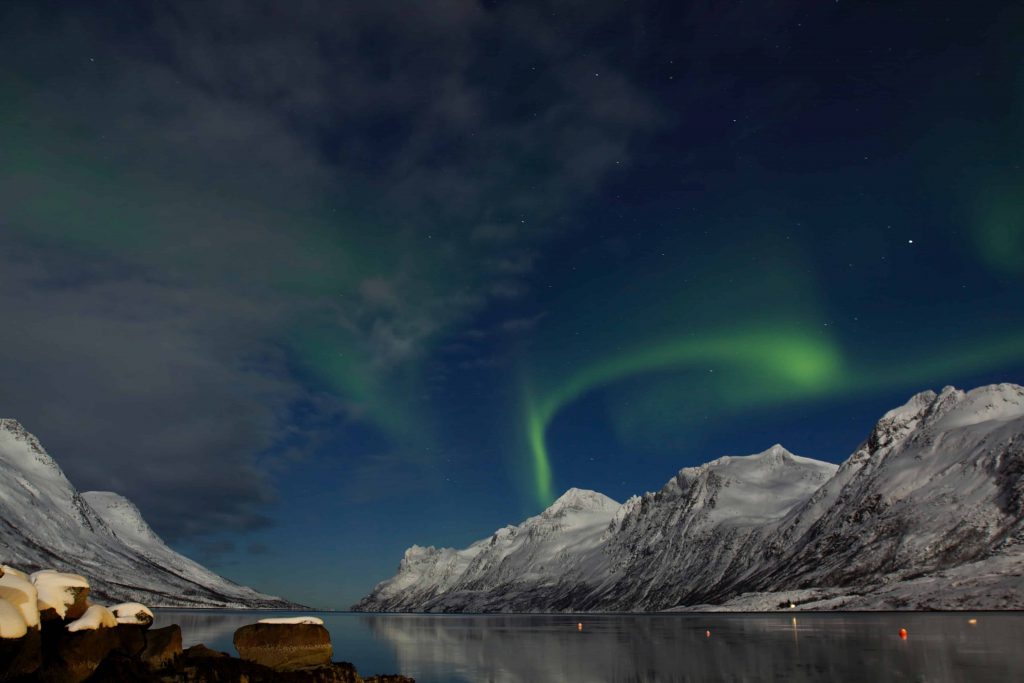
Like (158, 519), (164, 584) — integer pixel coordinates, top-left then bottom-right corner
(361, 613), (1023, 683)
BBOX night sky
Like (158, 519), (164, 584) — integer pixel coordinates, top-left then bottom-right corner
(1, 1), (1022, 608)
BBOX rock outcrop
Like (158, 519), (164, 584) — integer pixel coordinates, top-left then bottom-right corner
(0, 563), (413, 682)
(234, 622), (334, 671)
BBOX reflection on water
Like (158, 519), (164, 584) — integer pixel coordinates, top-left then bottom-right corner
(154, 610), (1024, 682)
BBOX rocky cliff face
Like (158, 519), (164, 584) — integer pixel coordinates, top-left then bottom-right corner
(748, 384), (1024, 594)
(0, 419), (298, 608)
(355, 384), (1024, 612)
(592, 445), (837, 610)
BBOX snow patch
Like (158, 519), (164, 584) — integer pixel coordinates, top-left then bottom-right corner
(109, 602), (153, 625)
(66, 604), (116, 632)
(1, 565), (29, 581)
(31, 570), (89, 618)
(257, 616), (324, 625)
(0, 571), (39, 628)
(0, 599), (27, 639)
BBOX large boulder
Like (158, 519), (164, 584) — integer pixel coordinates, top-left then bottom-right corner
(184, 643), (230, 659)
(141, 624), (181, 669)
(38, 620), (120, 683)
(109, 602), (154, 627)
(0, 625), (41, 681)
(31, 571), (90, 622)
(234, 622), (333, 671)
(0, 572), (40, 630)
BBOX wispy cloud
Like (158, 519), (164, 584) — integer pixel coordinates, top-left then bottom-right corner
(0, 0), (663, 541)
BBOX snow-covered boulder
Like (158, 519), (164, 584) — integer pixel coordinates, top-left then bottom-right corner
(257, 616), (324, 625)
(66, 605), (117, 632)
(0, 571), (40, 628)
(0, 596), (41, 679)
(234, 622), (333, 671)
(0, 598), (27, 639)
(31, 570), (90, 620)
(109, 602), (153, 626)
(0, 565), (29, 581)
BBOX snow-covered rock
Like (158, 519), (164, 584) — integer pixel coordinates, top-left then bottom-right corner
(1, 565), (29, 581)
(66, 605), (116, 632)
(109, 602), (154, 626)
(0, 599), (28, 639)
(0, 419), (298, 608)
(355, 384), (1024, 612)
(31, 570), (90, 619)
(0, 571), (39, 628)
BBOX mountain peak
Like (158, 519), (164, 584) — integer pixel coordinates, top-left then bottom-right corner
(752, 444), (794, 462)
(0, 418), (66, 483)
(0, 418), (48, 456)
(543, 487), (619, 517)
(871, 384), (1024, 449)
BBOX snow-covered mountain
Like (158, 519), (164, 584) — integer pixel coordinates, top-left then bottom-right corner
(355, 383), (1024, 611)
(356, 488), (621, 612)
(0, 418), (298, 608)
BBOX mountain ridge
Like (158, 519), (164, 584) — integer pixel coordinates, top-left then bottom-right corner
(355, 383), (1024, 612)
(0, 418), (300, 608)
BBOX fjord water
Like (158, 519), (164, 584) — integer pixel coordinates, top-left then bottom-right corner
(153, 610), (1024, 682)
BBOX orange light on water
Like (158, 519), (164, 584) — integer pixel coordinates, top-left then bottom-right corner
(705, 630), (711, 638)
(577, 622), (583, 632)
(899, 628), (908, 639)
(968, 618), (978, 625)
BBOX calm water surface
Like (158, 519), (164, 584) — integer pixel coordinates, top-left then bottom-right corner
(153, 610), (1024, 682)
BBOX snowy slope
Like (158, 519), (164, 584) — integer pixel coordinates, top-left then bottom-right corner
(592, 445), (838, 610)
(748, 384), (1024, 593)
(356, 446), (836, 612)
(355, 384), (1024, 612)
(0, 418), (298, 608)
(354, 488), (621, 612)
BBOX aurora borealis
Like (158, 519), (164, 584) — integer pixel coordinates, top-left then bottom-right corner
(1, 0), (1022, 607)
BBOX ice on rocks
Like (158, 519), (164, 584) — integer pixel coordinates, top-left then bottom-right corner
(257, 616), (325, 625)
(66, 604), (117, 632)
(109, 602), (154, 625)
(0, 598), (28, 639)
(0, 571), (39, 628)
(31, 570), (89, 618)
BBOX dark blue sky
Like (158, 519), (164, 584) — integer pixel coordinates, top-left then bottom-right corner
(0, 0), (1022, 608)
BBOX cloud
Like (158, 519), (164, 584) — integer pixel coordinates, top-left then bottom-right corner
(0, 0), (664, 543)
(0, 243), (330, 539)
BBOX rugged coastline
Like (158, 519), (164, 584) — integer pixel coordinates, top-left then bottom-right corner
(0, 564), (412, 682)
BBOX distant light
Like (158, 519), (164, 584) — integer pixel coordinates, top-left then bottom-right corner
(577, 622), (583, 632)
(899, 628), (908, 639)
(789, 602), (796, 609)
(968, 618), (978, 625)
(705, 630), (711, 638)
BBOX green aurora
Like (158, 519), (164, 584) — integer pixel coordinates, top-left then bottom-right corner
(523, 327), (1024, 507)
